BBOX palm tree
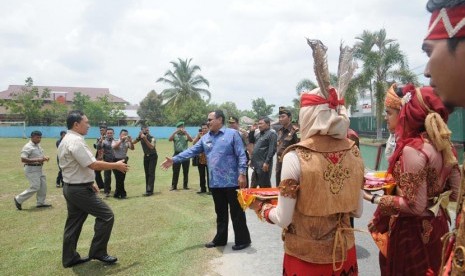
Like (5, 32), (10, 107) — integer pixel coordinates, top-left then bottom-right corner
(156, 58), (211, 108)
(354, 29), (411, 140)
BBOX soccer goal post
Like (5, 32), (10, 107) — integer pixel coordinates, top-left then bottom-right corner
(0, 121), (27, 138)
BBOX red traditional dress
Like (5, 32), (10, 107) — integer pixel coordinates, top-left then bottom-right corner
(370, 85), (460, 275)
(371, 137), (460, 275)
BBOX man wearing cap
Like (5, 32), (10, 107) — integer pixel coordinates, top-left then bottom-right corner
(250, 117), (277, 188)
(275, 107), (299, 185)
(423, 1), (465, 273)
(14, 130), (52, 210)
(228, 116), (250, 187)
(169, 121), (193, 190)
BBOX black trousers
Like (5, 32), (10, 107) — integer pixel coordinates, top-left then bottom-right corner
(113, 158), (127, 197)
(144, 153), (157, 194)
(210, 187), (251, 246)
(251, 169), (271, 188)
(172, 152), (189, 189)
(103, 169), (112, 194)
(197, 164), (209, 192)
(275, 161), (283, 186)
(95, 170), (104, 189)
(62, 184), (114, 267)
(56, 158), (64, 186)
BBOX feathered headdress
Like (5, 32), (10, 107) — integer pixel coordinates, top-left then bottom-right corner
(299, 39), (357, 140)
(303, 39), (357, 110)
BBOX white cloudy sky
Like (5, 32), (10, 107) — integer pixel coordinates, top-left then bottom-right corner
(0, 0), (431, 111)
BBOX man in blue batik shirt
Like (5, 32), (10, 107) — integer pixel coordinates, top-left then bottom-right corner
(161, 110), (251, 251)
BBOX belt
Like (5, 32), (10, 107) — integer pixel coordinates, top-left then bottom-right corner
(63, 182), (94, 186)
(25, 164), (42, 166)
(145, 153), (156, 157)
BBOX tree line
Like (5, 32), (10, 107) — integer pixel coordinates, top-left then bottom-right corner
(1, 29), (418, 136)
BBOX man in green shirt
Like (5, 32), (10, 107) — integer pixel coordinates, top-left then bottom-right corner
(168, 121), (193, 190)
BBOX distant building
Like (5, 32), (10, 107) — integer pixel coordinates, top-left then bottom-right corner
(0, 84), (131, 123)
(350, 95), (376, 117)
(122, 104), (140, 125)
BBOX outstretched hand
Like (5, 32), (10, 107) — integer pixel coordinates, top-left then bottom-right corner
(115, 160), (129, 173)
(161, 157), (174, 170)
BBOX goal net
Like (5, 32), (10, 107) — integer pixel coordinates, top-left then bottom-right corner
(0, 121), (27, 138)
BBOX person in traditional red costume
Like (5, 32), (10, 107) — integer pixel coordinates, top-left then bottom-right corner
(251, 39), (364, 275)
(364, 84), (461, 275)
(384, 83), (403, 160)
(422, 1), (465, 274)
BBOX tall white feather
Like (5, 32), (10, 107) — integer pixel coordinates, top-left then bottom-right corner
(337, 43), (357, 99)
(306, 38), (330, 99)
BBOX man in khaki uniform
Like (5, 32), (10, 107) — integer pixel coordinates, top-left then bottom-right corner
(14, 130), (51, 210)
(58, 110), (128, 268)
(275, 107), (299, 185)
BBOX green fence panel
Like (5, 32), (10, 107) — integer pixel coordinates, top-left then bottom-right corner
(448, 108), (465, 143)
(360, 143), (464, 171)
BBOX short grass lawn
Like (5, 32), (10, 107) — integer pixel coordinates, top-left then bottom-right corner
(0, 137), (220, 275)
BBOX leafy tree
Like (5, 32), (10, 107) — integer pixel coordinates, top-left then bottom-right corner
(388, 67), (419, 85)
(42, 101), (68, 126)
(164, 98), (209, 126)
(157, 58), (211, 108)
(1, 77), (50, 125)
(218, 101), (241, 120)
(100, 96), (126, 126)
(72, 93), (125, 126)
(354, 29), (412, 139)
(138, 90), (165, 126)
(251, 98), (275, 119)
(240, 109), (256, 119)
(72, 92), (92, 113)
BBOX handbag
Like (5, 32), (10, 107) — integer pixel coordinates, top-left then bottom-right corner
(192, 155), (199, 166)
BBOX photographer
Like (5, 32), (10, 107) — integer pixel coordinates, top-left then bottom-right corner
(168, 121), (193, 190)
(133, 126), (157, 196)
(102, 128), (115, 197)
(111, 129), (134, 199)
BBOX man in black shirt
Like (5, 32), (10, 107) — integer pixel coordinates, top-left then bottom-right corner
(133, 126), (157, 196)
(250, 117), (277, 188)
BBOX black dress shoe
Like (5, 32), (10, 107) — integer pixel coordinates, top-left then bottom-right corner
(142, 192), (153, 196)
(169, 187), (177, 191)
(232, 243), (251, 251)
(197, 191), (206, 194)
(37, 204), (52, 208)
(183, 187), (190, 190)
(92, 254), (118, 264)
(64, 256), (90, 268)
(205, 241), (226, 248)
(14, 198), (22, 210)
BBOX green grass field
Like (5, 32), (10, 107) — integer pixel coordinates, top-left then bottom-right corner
(0, 138), (220, 275)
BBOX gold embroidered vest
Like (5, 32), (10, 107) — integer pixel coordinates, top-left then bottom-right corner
(282, 135), (364, 264)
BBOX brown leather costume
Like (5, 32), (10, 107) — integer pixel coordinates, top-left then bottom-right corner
(281, 135), (364, 264)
